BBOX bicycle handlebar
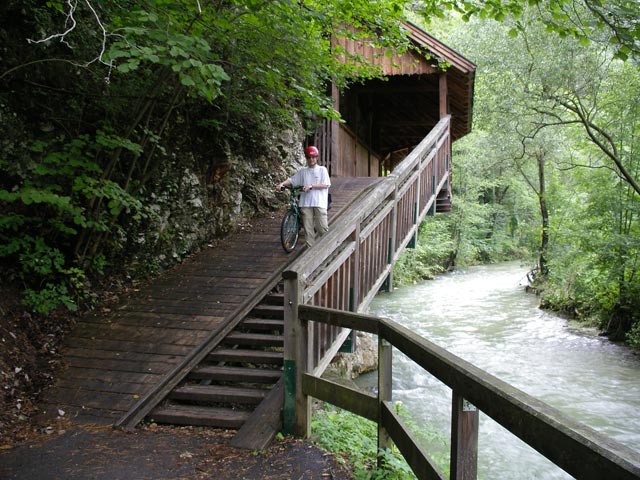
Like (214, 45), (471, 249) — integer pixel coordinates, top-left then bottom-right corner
(278, 185), (300, 192)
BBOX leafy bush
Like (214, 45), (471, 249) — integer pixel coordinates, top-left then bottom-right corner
(393, 218), (454, 285)
(626, 321), (640, 350)
(311, 404), (413, 479)
(311, 402), (449, 479)
(0, 134), (149, 313)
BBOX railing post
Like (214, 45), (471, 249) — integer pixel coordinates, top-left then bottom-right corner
(378, 337), (393, 466)
(412, 157), (422, 249)
(351, 224), (361, 309)
(386, 185), (398, 292)
(283, 271), (310, 437)
(450, 392), (479, 480)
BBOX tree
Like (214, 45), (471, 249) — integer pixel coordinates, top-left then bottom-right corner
(423, 3), (640, 342)
(416, 0), (640, 61)
(0, 0), (412, 312)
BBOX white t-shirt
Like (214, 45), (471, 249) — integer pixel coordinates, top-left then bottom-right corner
(289, 165), (331, 209)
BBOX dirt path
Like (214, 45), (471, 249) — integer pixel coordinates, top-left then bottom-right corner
(0, 422), (352, 479)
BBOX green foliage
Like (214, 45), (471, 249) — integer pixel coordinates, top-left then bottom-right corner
(424, 4), (640, 344)
(106, 10), (230, 102)
(0, 133), (149, 313)
(627, 322), (640, 350)
(311, 404), (414, 479)
(311, 402), (449, 479)
(23, 283), (78, 314)
(416, 0), (640, 61)
(393, 218), (454, 285)
(1, 0), (413, 314)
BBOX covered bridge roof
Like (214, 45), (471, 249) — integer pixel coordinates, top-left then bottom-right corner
(335, 21), (476, 156)
(404, 21), (476, 140)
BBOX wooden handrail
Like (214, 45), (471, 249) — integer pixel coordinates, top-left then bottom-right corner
(283, 116), (453, 441)
(299, 305), (640, 480)
(284, 115), (451, 306)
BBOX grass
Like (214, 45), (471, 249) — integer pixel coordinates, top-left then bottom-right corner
(310, 402), (449, 479)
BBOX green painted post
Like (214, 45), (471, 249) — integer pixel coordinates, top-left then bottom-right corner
(339, 330), (356, 353)
(283, 271), (309, 436)
(283, 273), (297, 435)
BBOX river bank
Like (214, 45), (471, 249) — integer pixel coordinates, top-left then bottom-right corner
(366, 261), (640, 479)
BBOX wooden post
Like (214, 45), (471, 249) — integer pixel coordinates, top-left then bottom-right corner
(350, 224), (361, 309)
(283, 271), (310, 437)
(450, 392), (479, 480)
(386, 185), (398, 292)
(331, 83), (340, 177)
(378, 337), (393, 467)
(439, 73), (448, 119)
(414, 156), (422, 248)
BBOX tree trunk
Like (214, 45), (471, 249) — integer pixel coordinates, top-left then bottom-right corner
(536, 150), (549, 277)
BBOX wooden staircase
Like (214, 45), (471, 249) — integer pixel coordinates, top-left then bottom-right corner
(435, 188), (452, 213)
(148, 289), (285, 438)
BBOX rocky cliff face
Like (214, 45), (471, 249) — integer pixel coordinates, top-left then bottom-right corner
(127, 124), (305, 276)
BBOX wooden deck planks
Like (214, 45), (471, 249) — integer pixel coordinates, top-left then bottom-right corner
(81, 312), (225, 331)
(41, 178), (381, 424)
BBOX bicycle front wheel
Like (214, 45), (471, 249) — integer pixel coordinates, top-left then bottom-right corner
(280, 209), (299, 253)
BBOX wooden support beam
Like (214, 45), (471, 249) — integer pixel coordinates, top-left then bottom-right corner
(230, 377), (285, 450)
(450, 393), (479, 480)
(381, 401), (447, 480)
(302, 374), (377, 421)
(439, 73), (448, 118)
(283, 272), (310, 437)
(378, 338), (393, 456)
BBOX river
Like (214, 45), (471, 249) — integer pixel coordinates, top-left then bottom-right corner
(362, 261), (640, 479)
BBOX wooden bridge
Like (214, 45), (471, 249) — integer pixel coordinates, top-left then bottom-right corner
(36, 20), (640, 479)
(42, 175), (382, 427)
(42, 116), (640, 479)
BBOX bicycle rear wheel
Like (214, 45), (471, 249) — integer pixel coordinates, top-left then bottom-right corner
(280, 209), (299, 253)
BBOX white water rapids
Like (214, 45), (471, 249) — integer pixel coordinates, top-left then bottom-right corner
(361, 261), (640, 479)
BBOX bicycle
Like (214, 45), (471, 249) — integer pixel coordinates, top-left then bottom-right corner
(279, 185), (301, 253)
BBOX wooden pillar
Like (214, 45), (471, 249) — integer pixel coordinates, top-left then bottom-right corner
(450, 392), (479, 480)
(350, 224), (361, 310)
(411, 161), (421, 250)
(439, 73), (448, 119)
(331, 83), (340, 177)
(283, 271), (310, 436)
(386, 185), (399, 292)
(377, 337), (393, 466)
(367, 94), (373, 177)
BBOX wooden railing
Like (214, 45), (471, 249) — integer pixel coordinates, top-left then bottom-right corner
(282, 115), (451, 436)
(295, 306), (640, 480)
(281, 115), (640, 479)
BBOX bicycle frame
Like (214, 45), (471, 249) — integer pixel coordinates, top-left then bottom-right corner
(280, 185), (301, 253)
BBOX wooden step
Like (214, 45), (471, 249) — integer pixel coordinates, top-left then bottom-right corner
(262, 292), (284, 306)
(223, 332), (284, 347)
(240, 318), (284, 332)
(150, 404), (250, 428)
(207, 348), (284, 365)
(189, 365), (282, 383)
(250, 305), (284, 319)
(171, 384), (268, 404)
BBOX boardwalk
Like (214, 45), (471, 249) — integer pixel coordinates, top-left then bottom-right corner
(41, 177), (381, 426)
